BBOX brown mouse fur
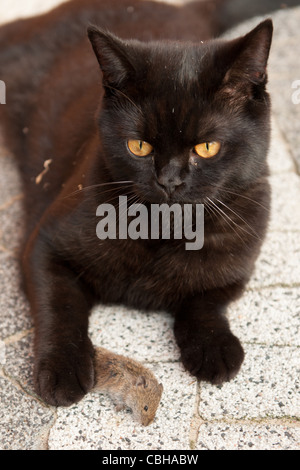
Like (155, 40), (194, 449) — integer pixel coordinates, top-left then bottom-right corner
(93, 347), (163, 426)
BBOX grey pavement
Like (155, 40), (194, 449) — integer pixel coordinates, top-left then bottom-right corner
(0, 3), (299, 450)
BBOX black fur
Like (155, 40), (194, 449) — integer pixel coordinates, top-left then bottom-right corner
(0, 0), (272, 406)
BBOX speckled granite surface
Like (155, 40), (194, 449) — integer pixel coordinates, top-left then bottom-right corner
(0, 1), (299, 451)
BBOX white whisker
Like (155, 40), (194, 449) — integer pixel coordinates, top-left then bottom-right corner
(62, 181), (134, 200)
(214, 197), (261, 240)
(206, 197), (249, 245)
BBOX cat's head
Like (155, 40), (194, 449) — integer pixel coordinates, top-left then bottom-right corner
(88, 20), (273, 204)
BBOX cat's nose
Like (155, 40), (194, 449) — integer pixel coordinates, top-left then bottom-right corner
(157, 173), (183, 195)
(156, 159), (184, 195)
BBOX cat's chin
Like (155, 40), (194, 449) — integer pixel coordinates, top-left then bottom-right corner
(132, 184), (169, 205)
(134, 191), (183, 205)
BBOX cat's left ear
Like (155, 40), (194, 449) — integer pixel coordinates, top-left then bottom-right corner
(222, 19), (273, 90)
(87, 26), (135, 88)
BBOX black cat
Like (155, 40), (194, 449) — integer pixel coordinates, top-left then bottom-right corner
(0, 0), (272, 406)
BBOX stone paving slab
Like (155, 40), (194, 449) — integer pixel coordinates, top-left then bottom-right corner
(0, 376), (54, 450)
(268, 118), (296, 174)
(229, 287), (300, 346)
(248, 231), (300, 289)
(196, 421), (300, 450)
(89, 306), (178, 362)
(0, 1), (299, 451)
(0, 254), (32, 340)
(199, 343), (299, 420)
(0, 157), (23, 208)
(269, 173), (300, 232)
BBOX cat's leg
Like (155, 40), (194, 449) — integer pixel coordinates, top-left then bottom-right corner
(23, 236), (95, 407)
(174, 284), (245, 384)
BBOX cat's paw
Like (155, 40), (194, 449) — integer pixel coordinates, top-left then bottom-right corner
(176, 329), (244, 385)
(34, 339), (95, 407)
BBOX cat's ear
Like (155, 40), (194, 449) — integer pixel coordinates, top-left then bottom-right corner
(87, 26), (135, 88)
(221, 19), (273, 92)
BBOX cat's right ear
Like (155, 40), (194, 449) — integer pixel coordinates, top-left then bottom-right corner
(219, 19), (273, 98)
(87, 26), (135, 88)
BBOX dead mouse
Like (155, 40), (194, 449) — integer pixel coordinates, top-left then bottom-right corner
(92, 347), (163, 426)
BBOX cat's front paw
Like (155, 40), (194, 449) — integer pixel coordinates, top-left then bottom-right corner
(175, 328), (244, 385)
(34, 339), (95, 407)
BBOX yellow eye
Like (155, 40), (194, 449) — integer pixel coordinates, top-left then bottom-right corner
(127, 140), (153, 157)
(194, 141), (221, 159)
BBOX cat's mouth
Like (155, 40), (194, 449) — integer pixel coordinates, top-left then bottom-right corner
(131, 181), (217, 206)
